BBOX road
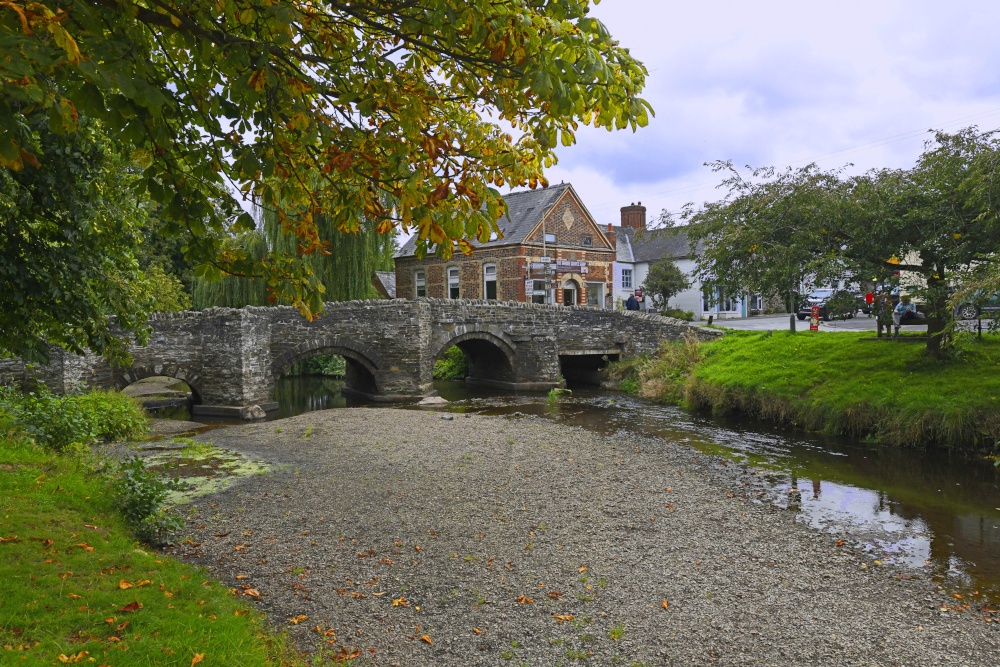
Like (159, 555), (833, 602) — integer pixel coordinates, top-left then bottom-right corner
(695, 313), (913, 333)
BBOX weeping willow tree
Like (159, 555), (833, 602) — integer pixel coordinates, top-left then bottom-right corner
(193, 207), (397, 309)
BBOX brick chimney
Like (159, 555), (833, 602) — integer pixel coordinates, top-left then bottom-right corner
(606, 223), (616, 257)
(620, 202), (646, 230)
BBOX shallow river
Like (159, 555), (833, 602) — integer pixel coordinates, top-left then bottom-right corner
(169, 375), (1000, 599)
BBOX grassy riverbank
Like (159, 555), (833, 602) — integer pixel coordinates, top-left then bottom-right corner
(0, 393), (303, 666)
(613, 331), (1000, 452)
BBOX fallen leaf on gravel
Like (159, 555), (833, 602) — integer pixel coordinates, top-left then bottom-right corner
(392, 597), (408, 607)
(191, 654), (204, 666)
(836, 540), (845, 547)
(547, 591), (563, 600)
(662, 599), (669, 610)
(414, 545), (421, 552)
(552, 615), (574, 624)
(118, 601), (142, 613)
(236, 574), (247, 579)
(578, 566), (587, 573)
(515, 595), (535, 604)
(289, 615), (308, 624)
(214, 532), (230, 538)
(473, 628), (482, 635)
(420, 635), (432, 644)
(351, 592), (367, 599)
(244, 589), (262, 600)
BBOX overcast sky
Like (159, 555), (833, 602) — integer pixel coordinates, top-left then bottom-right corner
(541, 0), (1000, 226)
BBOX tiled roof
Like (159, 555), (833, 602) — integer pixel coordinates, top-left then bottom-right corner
(372, 271), (396, 299)
(622, 227), (695, 263)
(395, 183), (573, 258)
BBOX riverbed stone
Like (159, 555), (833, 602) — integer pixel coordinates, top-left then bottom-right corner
(172, 409), (999, 665)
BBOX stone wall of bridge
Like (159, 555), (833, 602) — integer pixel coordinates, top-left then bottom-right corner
(0, 299), (719, 417)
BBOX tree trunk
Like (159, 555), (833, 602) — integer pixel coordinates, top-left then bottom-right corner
(923, 263), (949, 359)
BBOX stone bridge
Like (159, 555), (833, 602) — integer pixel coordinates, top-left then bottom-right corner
(0, 299), (719, 418)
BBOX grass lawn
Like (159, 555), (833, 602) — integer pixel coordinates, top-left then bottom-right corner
(0, 436), (298, 666)
(620, 331), (1000, 451)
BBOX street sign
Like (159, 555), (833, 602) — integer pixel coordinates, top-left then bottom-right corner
(634, 288), (643, 299)
(809, 305), (820, 331)
(539, 256), (552, 263)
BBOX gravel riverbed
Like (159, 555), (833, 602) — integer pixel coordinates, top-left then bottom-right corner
(171, 408), (999, 666)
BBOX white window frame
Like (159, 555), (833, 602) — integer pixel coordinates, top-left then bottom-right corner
(414, 269), (426, 298)
(447, 266), (460, 299)
(483, 263), (497, 300)
(622, 268), (633, 289)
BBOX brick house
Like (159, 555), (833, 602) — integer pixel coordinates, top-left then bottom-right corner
(394, 183), (616, 308)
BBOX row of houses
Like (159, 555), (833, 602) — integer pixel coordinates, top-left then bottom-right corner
(382, 182), (755, 320)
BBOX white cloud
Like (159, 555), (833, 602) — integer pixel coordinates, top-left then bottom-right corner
(540, 0), (1000, 218)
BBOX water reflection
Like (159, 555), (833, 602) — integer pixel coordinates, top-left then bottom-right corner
(184, 377), (1000, 598)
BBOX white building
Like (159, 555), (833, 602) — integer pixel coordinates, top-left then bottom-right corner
(610, 203), (751, 320)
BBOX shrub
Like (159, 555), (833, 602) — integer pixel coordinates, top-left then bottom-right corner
(434, 345), (469, 380)
(286, 354), (346, 376)
(115, 456), (183, 545)
(661, 308), (695, 321)
(0, 387), (99, 451)
(73, 390), (148, 441)
(0, 386), (147, 451)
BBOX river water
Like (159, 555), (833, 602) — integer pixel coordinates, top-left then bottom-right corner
(170, 375), (1000, 599)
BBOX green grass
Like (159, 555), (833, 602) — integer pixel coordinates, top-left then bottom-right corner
(0, 434), (301, 666)
(615, 331), (1000, 452)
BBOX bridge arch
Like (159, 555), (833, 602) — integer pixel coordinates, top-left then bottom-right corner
(112, 365), (205, 403)
(272, 337), (382, 397)
(432, 326), (517, 386)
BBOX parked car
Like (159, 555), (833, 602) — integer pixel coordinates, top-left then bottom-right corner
(954, 291), (1000, 320)
(796, 289), (860, 321)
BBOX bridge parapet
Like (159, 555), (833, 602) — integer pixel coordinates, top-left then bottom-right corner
(1, 299), (718, 418)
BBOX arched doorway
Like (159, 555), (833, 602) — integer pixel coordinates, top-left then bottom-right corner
(562, 278), (581, 306)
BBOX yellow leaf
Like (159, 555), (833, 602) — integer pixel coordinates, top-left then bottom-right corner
(289, 615), (308, 624)
(578, 565), (587, 573)
(515, 595), (534, 604)
(552, 614), (574, 624)
(420, 635), (432, 644)
(119, 580), (133, 590)
(662, 599), (669, 610)
(191, 654), (204, 667)
(472, 627), (482, 634)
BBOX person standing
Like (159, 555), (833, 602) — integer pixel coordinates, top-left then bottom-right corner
(625, 293), (640, 311)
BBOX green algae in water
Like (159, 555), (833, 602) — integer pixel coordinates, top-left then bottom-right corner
(145, 442), (270, 505)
